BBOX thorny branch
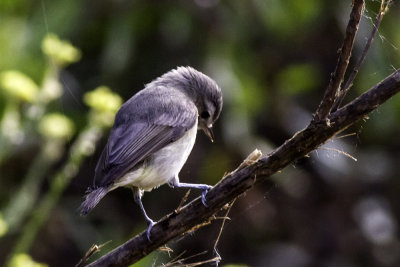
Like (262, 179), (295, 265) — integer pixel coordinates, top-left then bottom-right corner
(83, 1), (400, 266)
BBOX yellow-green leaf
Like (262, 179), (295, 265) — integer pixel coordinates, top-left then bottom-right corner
(0, 212), (8, 237)
(0, 70), (39, 102)
(8, 254), (48, 267)
(42, 33), (81, 66)
(38, 113), (75, 140)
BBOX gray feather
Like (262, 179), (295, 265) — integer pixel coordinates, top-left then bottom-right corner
(78, 187), (110, 215)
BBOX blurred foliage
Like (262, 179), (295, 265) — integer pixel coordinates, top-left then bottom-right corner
(277, 63), (320, 95)
(38, 113), (75, 140)
(0, 212), (8, 237)
(0, 71), (39, 103)
(0, 1), (400, 267)
(83, 86), (123, 127)
(8, 254), (48, 267)
(253, 0), (322, 38)
(42, 33), (81, 66)
(0, 30), (120, 266)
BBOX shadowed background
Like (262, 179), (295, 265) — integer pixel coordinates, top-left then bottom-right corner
(1, 0), (400, 266)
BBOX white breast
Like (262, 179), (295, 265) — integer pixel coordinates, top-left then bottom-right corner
(113, 123), (198, 191)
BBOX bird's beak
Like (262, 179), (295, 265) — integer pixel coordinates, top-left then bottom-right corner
(203, 126), (214, 142)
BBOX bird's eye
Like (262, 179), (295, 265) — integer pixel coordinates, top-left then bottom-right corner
(200, 111), (210, 119)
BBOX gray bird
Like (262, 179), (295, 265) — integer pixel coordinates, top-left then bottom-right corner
(79, 66), (223, 240)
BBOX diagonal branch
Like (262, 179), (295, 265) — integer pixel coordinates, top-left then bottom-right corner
(86, 69), (400, 267)
(257, 69), (400, 178)
(313, 0), (364, 122)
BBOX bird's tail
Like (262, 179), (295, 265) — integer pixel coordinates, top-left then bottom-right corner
(78, 187), (109, 216)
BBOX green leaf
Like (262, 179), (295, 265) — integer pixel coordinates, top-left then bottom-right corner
(0, 70), (39, 102)
(8, 254), (48, 267)
(41, 33), (81, 66)
(84, 86), (123, 127)
(38, 113), (75, 140)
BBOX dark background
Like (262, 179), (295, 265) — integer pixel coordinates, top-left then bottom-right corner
(1, 0), (400, 266)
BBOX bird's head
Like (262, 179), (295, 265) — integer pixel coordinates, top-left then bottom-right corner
(156, 66), (223, 142)
(180, 66), (222, 142)
(197, 95), (222, 142)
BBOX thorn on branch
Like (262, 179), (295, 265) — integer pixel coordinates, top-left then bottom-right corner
(235, 149), (263, 171)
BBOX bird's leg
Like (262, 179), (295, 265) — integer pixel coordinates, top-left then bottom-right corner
(132, 188), (155, 241)
(169, 176), (212, 207)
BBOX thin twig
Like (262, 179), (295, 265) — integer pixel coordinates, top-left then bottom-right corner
(313, 0), (364, 122)
(163, 250), (187, 266)
(335, 132), (357, 139)
(75, 241), (112, 267)
(159, 245), (174, 257)
(332, 0), (392, 111)
(175, 190), (191, 213)
(319, 147), (358, 161)
(160, 250), (220, 267)
(213, 199), (236, 266)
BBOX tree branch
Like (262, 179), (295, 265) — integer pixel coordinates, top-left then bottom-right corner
(86, 69), (400, 267)
(332, 0), (391, 111)
(313, 0), (364, 122)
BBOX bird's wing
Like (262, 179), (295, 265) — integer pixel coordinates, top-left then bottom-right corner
(94, 102), (197, 188)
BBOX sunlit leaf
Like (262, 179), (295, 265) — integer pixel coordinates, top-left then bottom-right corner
(0, 70), (39, 102)
(41, 33), (81, 66)
(84, 86), (123, 127)
(8, 254), (48, 267)
(38, 113), (75, 140)
(0, 213), (8, 237)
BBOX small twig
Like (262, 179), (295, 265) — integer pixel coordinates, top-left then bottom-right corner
(185, 218), (214, 234)
(165, 250), (187, 265)
(319, 147), (358, 162)
(313, 0), (364, 122)
(161, 250), (187, 266)
(332, 0), (392, 111)
(75, 241), (111, 267)
(213, 199), (236, 266)
(160, 250), (221, 267)
(175, 189), (191, 213)
(159, 245), (174, 257)
(335, 132), (357, 139)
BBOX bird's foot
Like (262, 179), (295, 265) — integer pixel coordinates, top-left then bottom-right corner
(201, 185), (212, 207)
(145, 219), (155, 241)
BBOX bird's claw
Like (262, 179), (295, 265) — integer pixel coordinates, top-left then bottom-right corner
(146, 219), (155, 241)
(201, 185), (212, 207)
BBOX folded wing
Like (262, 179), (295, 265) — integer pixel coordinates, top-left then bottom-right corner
(94, 97), (197, 188)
